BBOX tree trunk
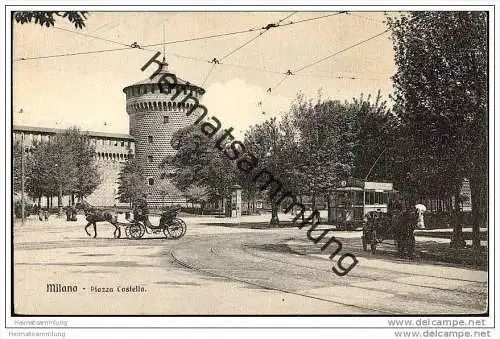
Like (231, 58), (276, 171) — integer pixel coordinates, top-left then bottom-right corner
(299, 195), (305, 222)
(57, 185), (63, 217)
(470, 175), (486, 252)
(327, 194), (332, 223)
(270, 200), (279, 227)
(450, 188), (465, 249)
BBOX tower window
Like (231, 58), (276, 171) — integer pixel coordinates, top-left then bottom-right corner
(147, 155), (153, 163)
(148, 178), (154, 186)
(163, 116), (169, 124)
(148, 135), (153, 143)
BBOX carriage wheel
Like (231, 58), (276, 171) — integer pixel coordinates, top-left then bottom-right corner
(166, 218), (187, 239)
(362, 233), (368, 251)
(370, 230), (377, 254)
(128, 222), (145, 239)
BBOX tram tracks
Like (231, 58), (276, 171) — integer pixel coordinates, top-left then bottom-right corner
(170, 244), (391, 315)
(239, 244), (487, 311)
(241, 243), (486, 288)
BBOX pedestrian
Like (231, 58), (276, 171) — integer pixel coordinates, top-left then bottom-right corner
(133, 195), (151, 228)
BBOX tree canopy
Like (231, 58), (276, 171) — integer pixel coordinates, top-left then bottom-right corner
(25, 128), (101, 202)
(387, 11), (488, 248)
(14, 11), (88, 29)
(117, 157), (147, 205)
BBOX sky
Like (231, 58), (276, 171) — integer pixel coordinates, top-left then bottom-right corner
(13, 11), (396, 137)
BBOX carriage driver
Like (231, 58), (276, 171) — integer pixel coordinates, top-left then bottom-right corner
(133, 195), (152, 228)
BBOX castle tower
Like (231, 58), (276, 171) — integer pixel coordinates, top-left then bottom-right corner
(123, 58), (205, 207)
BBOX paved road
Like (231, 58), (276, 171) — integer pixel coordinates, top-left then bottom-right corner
(13, 215), (487, 315)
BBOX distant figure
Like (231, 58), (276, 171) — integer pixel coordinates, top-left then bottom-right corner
(415, 204), (426, 229)
(133, 197), (152, 228)
(39, 209), (49, 221)
(65, 205), (77, 221)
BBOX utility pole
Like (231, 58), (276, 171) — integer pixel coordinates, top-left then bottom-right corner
(21, 132), (25, 225)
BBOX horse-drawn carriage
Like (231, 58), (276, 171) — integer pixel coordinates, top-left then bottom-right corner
(361, 209), (422, 258)
(125, 206), (187, 240)
(76, 201), (187, 240)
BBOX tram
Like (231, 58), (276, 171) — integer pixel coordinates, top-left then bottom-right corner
(330, 179), (396, 230)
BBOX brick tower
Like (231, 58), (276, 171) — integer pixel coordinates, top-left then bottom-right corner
(123, 58), (205, 207)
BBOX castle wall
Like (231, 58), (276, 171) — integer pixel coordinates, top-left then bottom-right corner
(13, 127), (135, 208)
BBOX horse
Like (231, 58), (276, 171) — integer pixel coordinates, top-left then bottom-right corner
(74, 200), (120, 239)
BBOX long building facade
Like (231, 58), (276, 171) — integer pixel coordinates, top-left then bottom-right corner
(123, 58), (205, 207)
(13, 59), (203, 208)
(13, 125), (135, 207)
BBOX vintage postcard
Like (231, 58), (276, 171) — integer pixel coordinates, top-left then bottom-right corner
(4, 3), (495, 337)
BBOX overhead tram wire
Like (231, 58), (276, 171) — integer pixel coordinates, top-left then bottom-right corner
(54, 24), (211, 66)
(220, 30), (268, 61)
(220, 12), (296, 61)
(200, 12), (297, 87)
(14, 26), (264, 62)
(165, 50), (388, 81)
(15, 24), (157, 61)
(15, 12), (346, 62)
(201, 63), (217, 87)
(145, 11), (344, 50)
(269, 28), (391, 93)
(54, 25), (159, 54)
(52, 26), (131, 48)
(293, 28), (390, 73)
(15, 46), (141, 61)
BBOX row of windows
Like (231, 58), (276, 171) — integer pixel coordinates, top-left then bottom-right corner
(92, 139), (132, 147)
(95, 152), (133, 161)
(14, 133), (132, 149)
(365, 191), (388, 205)
(333, 191), (388, 206)
(126, 85), (202, 98)
(127, 101), (195, 112)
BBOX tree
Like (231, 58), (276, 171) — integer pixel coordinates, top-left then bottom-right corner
(117, 158), (147, 206)
(51, 129), (101, 209)
(244, 117), (301, 226)
(164, 126), (237, 212)
(65, 130), (101, 200)
(350, 91), (397, 182)
(14, 11), (88, 29)
(25, 141), (56, 203)
(290, 94), (357, 213)
(183, 185), (209, 214)
(25, 128), (101, 212)
(13, 141), (23, 193)
(387, 12), (488, 251)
